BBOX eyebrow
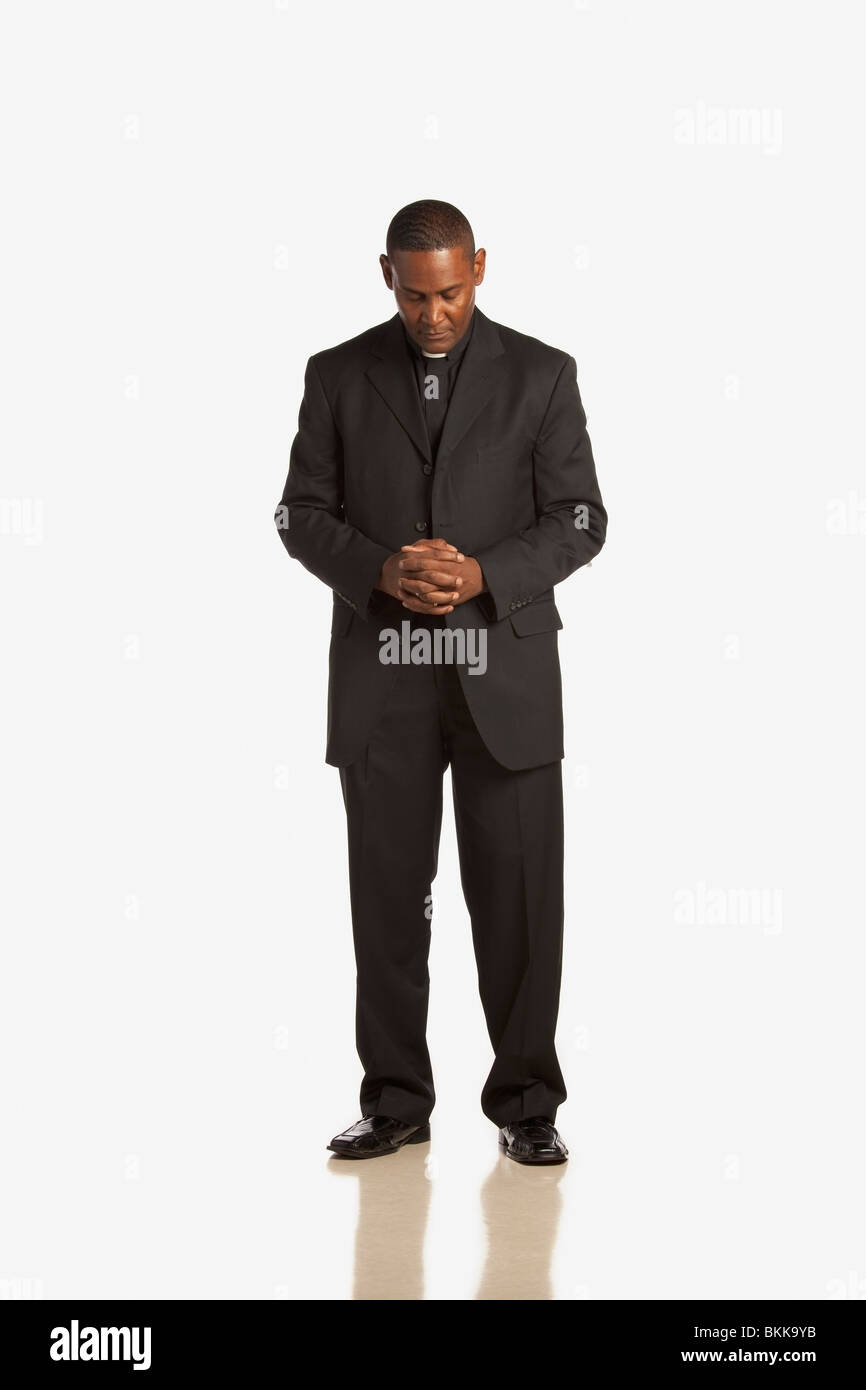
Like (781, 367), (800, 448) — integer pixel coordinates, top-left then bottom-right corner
(403, 283), (462, 296)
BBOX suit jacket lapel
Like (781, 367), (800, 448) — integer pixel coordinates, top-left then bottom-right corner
(365, 317), (432, 463)
(364, 306), (506, 465)
(436, 307), (506, 462)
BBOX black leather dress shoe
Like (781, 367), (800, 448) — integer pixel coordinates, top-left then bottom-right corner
(327, 1115), (431, 1159)
(498, 1116), (568, 1165)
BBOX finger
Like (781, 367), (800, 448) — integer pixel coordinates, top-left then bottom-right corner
(401, 598), (455, 614)
(400, 539), (460, 554)
(400, 547), (465, 567)
(399, 551), (458, 565)
(398, 576), (439, 593)
(400, 546), (465, 561)
(403, 572), (463, 589)
(399, 561), (464, 584)
(399, 574), (456, 590)
(398, 580), (460, 604)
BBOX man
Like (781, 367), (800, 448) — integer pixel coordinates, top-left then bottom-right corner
(274, 200), (606, 1164)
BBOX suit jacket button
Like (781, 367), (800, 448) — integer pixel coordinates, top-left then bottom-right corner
(422, 464), (433, 475)
(414, 520), (427, 532)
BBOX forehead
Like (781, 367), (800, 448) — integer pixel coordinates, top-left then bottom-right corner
(390, 246), (470, 290)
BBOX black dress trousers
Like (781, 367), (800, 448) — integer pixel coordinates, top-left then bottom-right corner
(338, 614), (567, 1128)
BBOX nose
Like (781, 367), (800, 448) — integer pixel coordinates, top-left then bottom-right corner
(421, 304), (446, 331)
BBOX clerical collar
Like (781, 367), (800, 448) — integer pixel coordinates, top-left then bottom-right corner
(401, 308), (476, 363)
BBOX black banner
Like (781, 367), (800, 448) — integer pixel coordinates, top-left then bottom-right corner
(1, 1299), (861, 1374)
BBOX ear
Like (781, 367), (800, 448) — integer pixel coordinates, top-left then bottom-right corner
(379, 253), (393, 288)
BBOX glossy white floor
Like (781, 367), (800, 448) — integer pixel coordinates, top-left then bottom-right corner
(3, 749), (862, 1302)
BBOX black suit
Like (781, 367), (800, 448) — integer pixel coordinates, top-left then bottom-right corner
(275, 304), (606, 1125)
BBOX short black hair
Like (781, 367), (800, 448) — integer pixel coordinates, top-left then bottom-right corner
(385, 199), (475, 263)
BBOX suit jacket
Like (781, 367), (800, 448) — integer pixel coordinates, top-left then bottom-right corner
(274, 305), (607, 770)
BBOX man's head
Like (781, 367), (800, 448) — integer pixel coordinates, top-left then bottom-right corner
(380, 199), (485, 352)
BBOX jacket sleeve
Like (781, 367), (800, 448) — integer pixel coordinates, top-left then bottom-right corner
(474, 354), (607, 622)
(273, 355), (393, 618)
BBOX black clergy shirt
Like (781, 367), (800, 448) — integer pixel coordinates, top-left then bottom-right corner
(401, 308), (476, 461)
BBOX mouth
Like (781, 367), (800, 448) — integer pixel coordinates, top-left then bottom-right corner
(422, 330), (449, 340)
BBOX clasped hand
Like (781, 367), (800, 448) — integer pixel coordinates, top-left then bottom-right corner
(377, 538), (487, 615)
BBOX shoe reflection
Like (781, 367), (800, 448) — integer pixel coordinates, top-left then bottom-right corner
(329, 1141), (566, 1300)
(475, 1156), (565, 1300)
(328, 1143), (432, 1300)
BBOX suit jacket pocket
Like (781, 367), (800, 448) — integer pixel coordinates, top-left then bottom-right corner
(509, 601), (563, 636)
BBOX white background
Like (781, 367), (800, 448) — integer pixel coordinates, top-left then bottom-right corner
(1, 0), (864, 1301)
